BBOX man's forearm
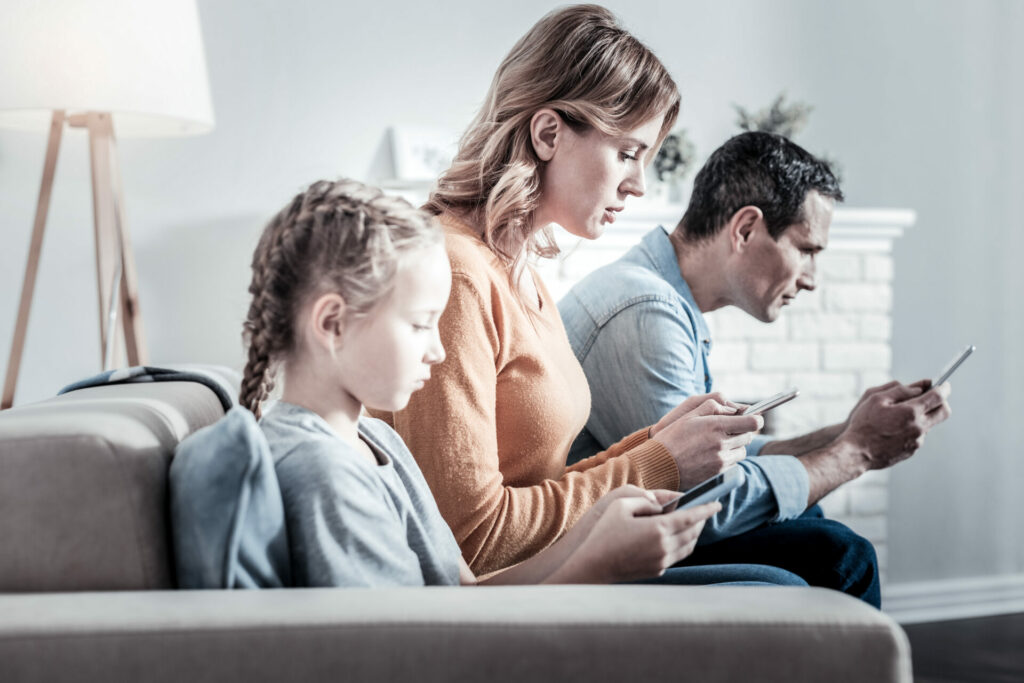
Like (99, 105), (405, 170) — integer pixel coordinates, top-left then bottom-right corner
(760, 422), (845, 456)
(798, 438), (871, 506)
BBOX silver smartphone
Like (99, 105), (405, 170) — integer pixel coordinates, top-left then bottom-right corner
(660, 466), (746, 513)
(932, 345), (975, 386)
(742, 388), (800, 416)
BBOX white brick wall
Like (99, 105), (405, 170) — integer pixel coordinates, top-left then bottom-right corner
(543, 205), (914, 581)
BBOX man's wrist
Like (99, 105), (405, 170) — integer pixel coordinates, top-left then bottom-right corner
(830, 435), (872, 479)
(799, 436), (871, 505)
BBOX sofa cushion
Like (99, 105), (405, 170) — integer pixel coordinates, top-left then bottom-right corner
(0, 381), (226, 591)
(170, 406), (292, 588)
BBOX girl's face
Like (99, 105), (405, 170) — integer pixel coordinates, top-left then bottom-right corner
(536, 113), (665, 240)
(337, 243), (451, 413)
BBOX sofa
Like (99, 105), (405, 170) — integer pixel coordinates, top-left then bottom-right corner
(0, 377), (913, 682)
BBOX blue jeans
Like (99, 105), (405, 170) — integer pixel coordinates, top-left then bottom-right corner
(631, 563), (808, 587)
(677, 505), (882, 607)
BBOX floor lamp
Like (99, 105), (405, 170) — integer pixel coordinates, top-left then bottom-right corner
(0, 0), (215, 409)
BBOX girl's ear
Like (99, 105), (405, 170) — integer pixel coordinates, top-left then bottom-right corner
(529, 108), (563, 162)
(728, 205), (765, 253)
(308, 293), (348, 352)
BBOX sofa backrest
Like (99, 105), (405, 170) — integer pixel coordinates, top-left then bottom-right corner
(0, 381), (226, 592)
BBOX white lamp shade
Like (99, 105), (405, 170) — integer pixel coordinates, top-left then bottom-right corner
(0, 0), (215, 137)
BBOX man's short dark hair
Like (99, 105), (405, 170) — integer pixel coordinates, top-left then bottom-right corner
(677, 132), (843, 241)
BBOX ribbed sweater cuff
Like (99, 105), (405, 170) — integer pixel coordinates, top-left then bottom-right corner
(623, 429), (680, 490)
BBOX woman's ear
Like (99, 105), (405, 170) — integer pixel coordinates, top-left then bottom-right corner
(728, 205), (765, 253)
(529, 108), (562, 162)
(308, 293), (348, 353)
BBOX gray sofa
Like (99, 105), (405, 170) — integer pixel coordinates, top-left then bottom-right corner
(0, 378), (912, 682)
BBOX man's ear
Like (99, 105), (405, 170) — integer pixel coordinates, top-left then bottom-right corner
(727, 206), (765, 253)
(529, 108), (563, 162)
(308, 293), (348, 353)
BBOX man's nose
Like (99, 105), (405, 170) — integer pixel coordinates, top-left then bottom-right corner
(798, 263), (817, 291)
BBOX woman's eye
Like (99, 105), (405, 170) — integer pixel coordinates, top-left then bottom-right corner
(413, 324), (431, 331)
(621, 151), (639, 161)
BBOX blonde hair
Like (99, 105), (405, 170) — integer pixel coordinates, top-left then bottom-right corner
(425, 4), (680, 279)
(240, 179), (442, 418)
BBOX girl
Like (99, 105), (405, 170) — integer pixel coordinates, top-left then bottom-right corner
(369, 5), (790, 580)
(238, 178), (720, 586)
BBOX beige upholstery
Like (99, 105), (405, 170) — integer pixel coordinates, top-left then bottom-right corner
(0, 587), (910, 683)
(0, 382), (224, 591)
(0, 376), (912, 682)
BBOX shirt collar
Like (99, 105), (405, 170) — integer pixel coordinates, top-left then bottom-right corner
(639, 226), (713, 348)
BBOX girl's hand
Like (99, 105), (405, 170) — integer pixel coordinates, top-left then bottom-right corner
(568, 485), (656, 542)
(651, 397), (763, 489)
(563, 494), (721, 583)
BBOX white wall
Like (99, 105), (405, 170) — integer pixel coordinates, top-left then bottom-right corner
(1, 0), (1020, 585)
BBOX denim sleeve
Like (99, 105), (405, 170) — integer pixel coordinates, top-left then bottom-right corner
(581, 300), (809, 542)
(581, 298), (704, 450)
(698, 456), (810, 544)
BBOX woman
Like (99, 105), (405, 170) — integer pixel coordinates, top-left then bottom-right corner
(239, 178), (720, 586)
(371, 5), (795, 584)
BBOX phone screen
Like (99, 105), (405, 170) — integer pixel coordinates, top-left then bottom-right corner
(661, 472), (726, 513)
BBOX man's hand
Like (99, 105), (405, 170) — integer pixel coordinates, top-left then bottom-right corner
(651, 395), (763, 489)
(841, 381), (952, 470)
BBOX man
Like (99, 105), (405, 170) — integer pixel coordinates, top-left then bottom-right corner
(558, 132), (951, 606)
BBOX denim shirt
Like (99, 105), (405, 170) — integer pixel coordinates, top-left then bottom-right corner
(558, 226), (810, 543)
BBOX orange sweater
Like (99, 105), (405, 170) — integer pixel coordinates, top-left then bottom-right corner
(370, 214), (679, 574)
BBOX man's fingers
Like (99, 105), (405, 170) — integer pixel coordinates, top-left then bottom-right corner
(910, 382), (951, 414)
(881, 382), (926, 403)
(863, 380), (900, 397)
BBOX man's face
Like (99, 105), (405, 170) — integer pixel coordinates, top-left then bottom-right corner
(734, 191), (834, 322)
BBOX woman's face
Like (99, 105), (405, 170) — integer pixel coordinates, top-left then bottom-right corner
(536, 114), (664, 240)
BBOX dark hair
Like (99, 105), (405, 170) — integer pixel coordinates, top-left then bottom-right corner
(677, 132), (843, 242)
(240, 179), (442, 418)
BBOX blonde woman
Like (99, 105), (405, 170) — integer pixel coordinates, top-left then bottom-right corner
(237, 178), (721, 587)
(371, 5), (803, 587)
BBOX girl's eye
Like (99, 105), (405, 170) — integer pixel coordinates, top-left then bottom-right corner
(413, 324), (431, 331)
(621, 151), (639, 161)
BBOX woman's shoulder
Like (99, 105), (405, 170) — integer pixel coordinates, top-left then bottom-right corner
(439, 213), (504, 282)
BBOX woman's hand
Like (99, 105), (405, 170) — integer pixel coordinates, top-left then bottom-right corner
(650, 395), (763, 489)
(556, 489), (720, 583)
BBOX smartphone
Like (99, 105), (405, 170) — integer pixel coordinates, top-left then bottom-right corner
(742, 388), (800, 416)
(932, 345), (975, 386)
(660, 465), (746, 513)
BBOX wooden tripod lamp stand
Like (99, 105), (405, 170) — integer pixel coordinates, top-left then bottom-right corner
(0, 0), (215, 409)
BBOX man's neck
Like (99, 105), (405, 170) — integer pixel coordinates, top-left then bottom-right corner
(669, 230), (734, 314)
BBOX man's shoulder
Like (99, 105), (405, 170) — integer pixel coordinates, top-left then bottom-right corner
(561, 254), (681, 325)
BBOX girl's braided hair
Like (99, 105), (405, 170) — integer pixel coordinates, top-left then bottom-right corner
(240, 179), (442, 418)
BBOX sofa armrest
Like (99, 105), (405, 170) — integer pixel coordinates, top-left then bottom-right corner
(0, 586), (910, 682)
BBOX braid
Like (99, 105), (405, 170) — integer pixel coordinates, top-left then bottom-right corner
(240, 194), (303, 418)
(240, 179), (441, 418)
